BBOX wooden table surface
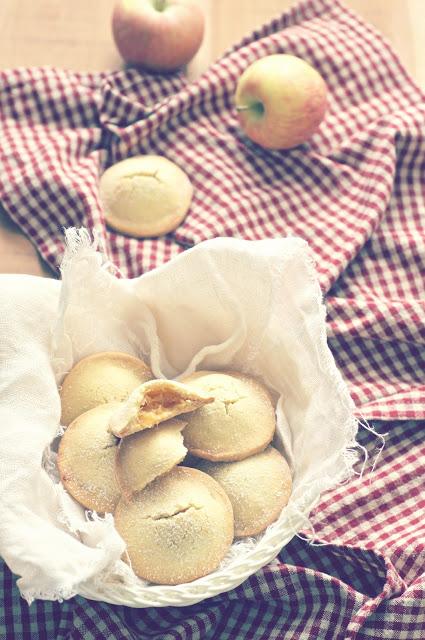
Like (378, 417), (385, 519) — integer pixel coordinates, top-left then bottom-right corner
(0, 0), (424, 277)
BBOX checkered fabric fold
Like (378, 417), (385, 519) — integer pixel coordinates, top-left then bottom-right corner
(0, 0), (424, 637)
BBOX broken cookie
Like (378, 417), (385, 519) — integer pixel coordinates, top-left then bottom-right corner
(115, 418), (187, 498)
(108, 379), (214, 438)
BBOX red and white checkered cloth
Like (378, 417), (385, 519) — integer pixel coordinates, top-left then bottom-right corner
(0, 0), (424, 637)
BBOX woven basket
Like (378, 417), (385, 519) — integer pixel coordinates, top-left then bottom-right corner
(56, 232), (357, 608)
(0, 232), (357, 607)
(77, 505), (311, 608)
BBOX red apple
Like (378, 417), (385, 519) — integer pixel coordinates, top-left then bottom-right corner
(235, 54), (328, 150)
(112, 0), (204, 71)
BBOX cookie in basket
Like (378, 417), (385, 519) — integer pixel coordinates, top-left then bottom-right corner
(57, 402), (121, 513)
(115, 418), (187, 498)
(181, 371), (275, 461)
(114, 466), (234, 585)
(108, 378), (214, 437)
(60, 351), (153, 426)
(195, 446), (292, 537)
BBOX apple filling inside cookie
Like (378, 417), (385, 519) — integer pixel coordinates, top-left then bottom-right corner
(108, 379), (214, 437)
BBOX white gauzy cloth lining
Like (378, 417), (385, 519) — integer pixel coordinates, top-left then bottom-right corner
(0, 228), (358, 607)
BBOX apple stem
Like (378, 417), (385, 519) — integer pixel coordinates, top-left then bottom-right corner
(154, 0), (167, 11)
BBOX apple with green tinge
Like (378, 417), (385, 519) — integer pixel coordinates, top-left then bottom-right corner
(235, 54), (328, 150)
(112, 0), (204, 71)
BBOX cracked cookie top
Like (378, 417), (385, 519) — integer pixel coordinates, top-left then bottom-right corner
(114, 466), (234, 585)
(99, 155), (193, 238)
(181, 371), (276, 462)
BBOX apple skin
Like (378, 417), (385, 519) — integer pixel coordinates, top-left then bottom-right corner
(235, 54), (328, 150)
(112, 0), (204, 71)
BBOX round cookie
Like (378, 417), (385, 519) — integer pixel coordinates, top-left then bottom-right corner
(57, 402), (122, 513)
(115, 418), (187, 498)
(99, 155), (193, 238)
(196, 446), (292, 537)
(60, 351), (153, 426)
(114, 467), (234, 585)
(181, 371), (276, 461)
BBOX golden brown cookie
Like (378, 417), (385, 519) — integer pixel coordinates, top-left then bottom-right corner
(57, 402), (122, 513)
(60, 351), (153, 426)
(181, 371), (276, 461)
(108, 379), (214, 437)
(196, 446), (292, 537)
(114, 467), (234, 585)
(99, 155), (193, 238)
(115, 418), (187, 498)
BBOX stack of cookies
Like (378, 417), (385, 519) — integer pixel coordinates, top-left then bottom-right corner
(57, 352), (292, 585)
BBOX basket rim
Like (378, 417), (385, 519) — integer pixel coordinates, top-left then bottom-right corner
(75, 490), (326, 607)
